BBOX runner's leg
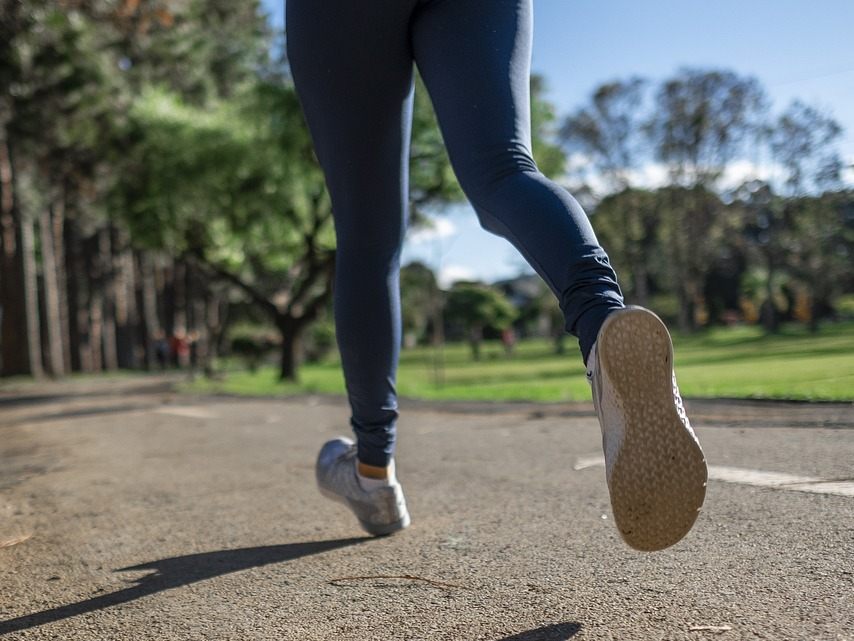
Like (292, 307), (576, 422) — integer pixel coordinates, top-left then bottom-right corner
(287, 0), (417, 467)
(411, 0), (624, 362)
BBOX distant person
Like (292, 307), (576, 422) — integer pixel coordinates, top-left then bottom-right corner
(287, 0), (707, 551)
(501, 327), (516, 357)
(169, 330), (190, 369)
(153, 330), (169, 371)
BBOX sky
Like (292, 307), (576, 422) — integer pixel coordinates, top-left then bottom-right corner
(264, 0), (854, 286)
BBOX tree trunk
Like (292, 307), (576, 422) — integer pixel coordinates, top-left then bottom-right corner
(0, 134), (30, 375)
(64, 215), (86, 372)
(138, 251), (161, 370)
(85, 234), (103, 372)
(172, 259), (187, 334)
(279, 318), (303, 381)
(761, 261), (778, 333)
(201, 290), (223, 377)
(113, 226), (138, 368)
(808, 296), (821, 333)
(20, 207), (43, 377)
(99, 227), (118, 371)
(431, 286), (445, 387)
(212, 296), (230, 367)
(468, 325), (482, 361)
(39, 205), (64, 376)
(88, 290), (104, 373)
(52, 193), (72, 372)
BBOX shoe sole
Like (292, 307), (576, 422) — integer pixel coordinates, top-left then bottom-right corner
(318, 486), (411, 537)
(596, 307), (708, 552)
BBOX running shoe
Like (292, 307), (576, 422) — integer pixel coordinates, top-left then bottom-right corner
(586, 306), (707, 551)
(316, 437), (410, 536)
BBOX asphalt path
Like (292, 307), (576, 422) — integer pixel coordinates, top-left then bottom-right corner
(1, 376), (852, 640)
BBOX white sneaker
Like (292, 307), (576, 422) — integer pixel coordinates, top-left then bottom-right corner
(316, 437), (410, 536)
(587, 306), (707, 551)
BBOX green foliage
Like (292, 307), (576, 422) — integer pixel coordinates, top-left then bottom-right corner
(445, 282), (518, 361)
(591, 187), (661, 302)
(444, 282), (517, 358)
(529, 74), (567, 179)
(118, 83), (331, 270)
(304, 320), (335, 363)
(113, 0), (271, 103)
(230, 334), (275, 373)
(837, 295), (854, 319)
(783, 190), (854, 318)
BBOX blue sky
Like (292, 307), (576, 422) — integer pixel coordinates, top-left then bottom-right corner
(265, 0), (854, 285)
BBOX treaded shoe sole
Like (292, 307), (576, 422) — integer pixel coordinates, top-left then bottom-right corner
(597, 307), (707, 551)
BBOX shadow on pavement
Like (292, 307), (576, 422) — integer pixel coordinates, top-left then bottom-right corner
(495, 622), (582, 640)
(0, 537), (369, 636)
(0, 403), (160, 428)
(0, 381), (176, 408)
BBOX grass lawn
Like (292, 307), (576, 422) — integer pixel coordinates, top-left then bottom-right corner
(185, 321), (854, 403)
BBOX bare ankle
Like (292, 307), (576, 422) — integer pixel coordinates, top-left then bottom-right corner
(357, 461), (390, 480)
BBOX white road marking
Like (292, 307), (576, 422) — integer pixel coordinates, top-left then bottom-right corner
(572, 455), (605, 471)
(708, 465), (820, 487)
(779, 481), (854, 497)
(573, 455), (854, 498)
(153, 406), (217, 419)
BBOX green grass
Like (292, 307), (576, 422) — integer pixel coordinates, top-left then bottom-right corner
(185, 321), (854, 402)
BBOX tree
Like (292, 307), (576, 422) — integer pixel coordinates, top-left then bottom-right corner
(117, 56), (471, 380)
(516, 279), (566, 354)
(647, 69), (767, 330)
(770, 101), (843, 196)
(648, 68), (767, 188)
(560, 79), (660, 305)
(113, 82), (329, 381)
(561, 77), (648, 192)
(109, 0), (269, 102)
(444, 282), (517, 360)
(657, 184), (734, 329)
(785, 191), (853, 329)
(591, 187), (660, 306)
(767, 101), (845, 329)
(732, 180), (787, 331)
(0, 1), (119, 376)
(400, 261), (439, 347)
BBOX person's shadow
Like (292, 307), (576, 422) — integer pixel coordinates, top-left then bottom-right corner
(494, 622), (582, 640)
(0, 537), (368, 636)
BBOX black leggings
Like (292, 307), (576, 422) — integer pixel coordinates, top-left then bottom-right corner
(287, 0), (624, 466)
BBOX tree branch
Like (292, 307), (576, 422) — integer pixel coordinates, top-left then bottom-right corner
(186, 251), (279, 321)
(287, 248), (335, 315)
(285, 258), (335, 330)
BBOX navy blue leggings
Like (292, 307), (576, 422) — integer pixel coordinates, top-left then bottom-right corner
(287, 0), (624, 467)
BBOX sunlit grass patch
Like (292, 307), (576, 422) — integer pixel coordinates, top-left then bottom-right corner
(184, 321), (854, 402)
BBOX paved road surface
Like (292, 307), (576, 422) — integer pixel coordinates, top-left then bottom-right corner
(1, 376), (852, 640)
